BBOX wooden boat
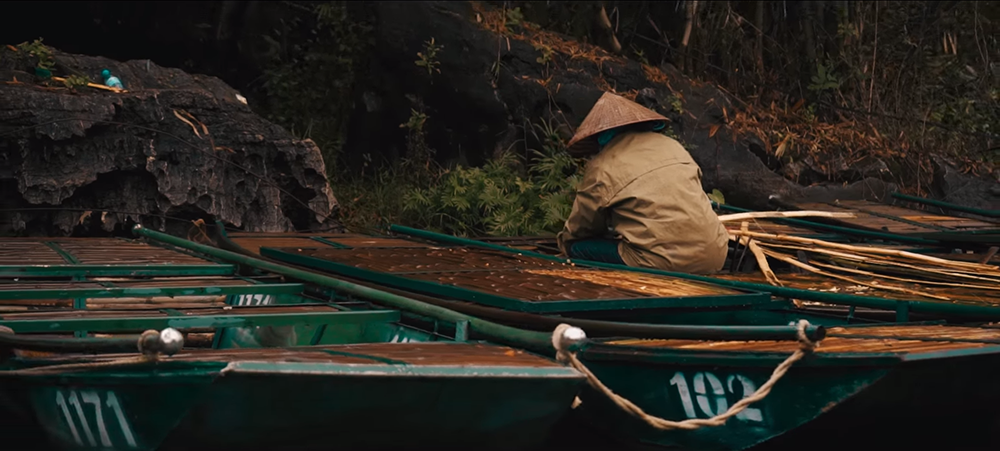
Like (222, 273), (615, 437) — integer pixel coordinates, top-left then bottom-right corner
(573, 323), (1000, 450)
(211, 229), (871, 328)
(464, 221), (1000, 324)
(170, 226), (1000, 450)
(0, 235), (586, 451)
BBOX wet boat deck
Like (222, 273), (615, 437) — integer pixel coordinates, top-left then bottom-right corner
(0, 238), (219, 266)
(259, 245), (765, 313)
(227, 233), (429, 254)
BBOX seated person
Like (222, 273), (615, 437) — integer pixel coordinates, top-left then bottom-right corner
(556, 92), (729, 275)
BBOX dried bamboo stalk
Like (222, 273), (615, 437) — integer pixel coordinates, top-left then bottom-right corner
(805, 259), (1000, 293)
(738, 221), (751, 246)
(759, 248), (951, 301)
(732, 225), (803, 308)
(718, 211), (857, 222)
(756, 242), (1000, 285)
(807, 253), (1000, 287)
(730, 230), (997, 272)
(88, 303), (226, 310)
(747, 240), (782, 286)
(51, 76), (126, 92)
(85, 295), (228, 304)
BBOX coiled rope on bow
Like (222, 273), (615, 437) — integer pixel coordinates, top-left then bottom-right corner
(552, 319), (820, 430)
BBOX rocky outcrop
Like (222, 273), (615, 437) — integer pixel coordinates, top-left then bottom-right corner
(347, 1), (988, 211)
(0, 47), (339, 237)
(932, 157), (1000, 211)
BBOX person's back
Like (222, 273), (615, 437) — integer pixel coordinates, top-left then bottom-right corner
(556, 91), (730, 274)
(557, 131), (730, 274)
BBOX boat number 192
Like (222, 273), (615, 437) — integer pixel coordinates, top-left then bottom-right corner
(669, 371), (764, 422)
(55, 389), (137, 448)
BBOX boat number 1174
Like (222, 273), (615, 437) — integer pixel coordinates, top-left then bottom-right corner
(669, 371), (764, 422)
(55, 389), (138, 449)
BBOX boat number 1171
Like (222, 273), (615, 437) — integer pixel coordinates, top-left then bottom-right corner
(55, 389), (138, 448)
(669, 371), (764, 422)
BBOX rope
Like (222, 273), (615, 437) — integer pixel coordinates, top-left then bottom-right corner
(0, 330), (162, 376)
(552, 320), (820, 430)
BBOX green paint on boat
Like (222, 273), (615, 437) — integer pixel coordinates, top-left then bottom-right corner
(0, 283), (305, 301)
(0, 264), (237, 278)
(0, 310), (400, 334)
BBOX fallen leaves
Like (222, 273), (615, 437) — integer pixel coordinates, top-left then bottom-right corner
(708, 124), (721, 138)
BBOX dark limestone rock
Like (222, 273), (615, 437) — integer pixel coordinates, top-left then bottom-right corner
(931, 157), (1000, 212)
(349, 1), (900, 211)
(0, 48), (338, 237)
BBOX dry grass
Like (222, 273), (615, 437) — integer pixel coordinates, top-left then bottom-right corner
(469, 1), (994, 193)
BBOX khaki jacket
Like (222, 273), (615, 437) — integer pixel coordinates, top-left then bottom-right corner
(556, 131), (729, 274)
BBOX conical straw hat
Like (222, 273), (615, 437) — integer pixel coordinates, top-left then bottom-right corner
(566, 92), (668, 155)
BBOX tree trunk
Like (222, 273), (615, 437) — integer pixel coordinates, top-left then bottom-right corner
(801, 0), (818, 93)
(802, 2), (817, 63)
(595, 3), (622, 54)
(754, 0), (765, 73)
(681, 0), (699, 73)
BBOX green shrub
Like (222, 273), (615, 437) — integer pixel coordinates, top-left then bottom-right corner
(400, 119), (584, 237)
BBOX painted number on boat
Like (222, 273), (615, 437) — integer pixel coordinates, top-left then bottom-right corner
(389, 330), (413, 343)
(55, 389), (138, 448)
(669, 372), (764, 423)
(234, 294), (273, 306)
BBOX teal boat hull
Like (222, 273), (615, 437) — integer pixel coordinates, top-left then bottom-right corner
(3, 356), (583, 451)
(567, 344), (1000, 450)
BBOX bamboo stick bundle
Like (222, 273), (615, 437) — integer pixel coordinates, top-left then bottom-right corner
(728, 230), (999, 272)
(753, 242), (1000, 284)
(797, 251), (1000, 287)
(804, 259), (1000, 293)
(758, 247), (951, 301)
(729, 221), (811, 307)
